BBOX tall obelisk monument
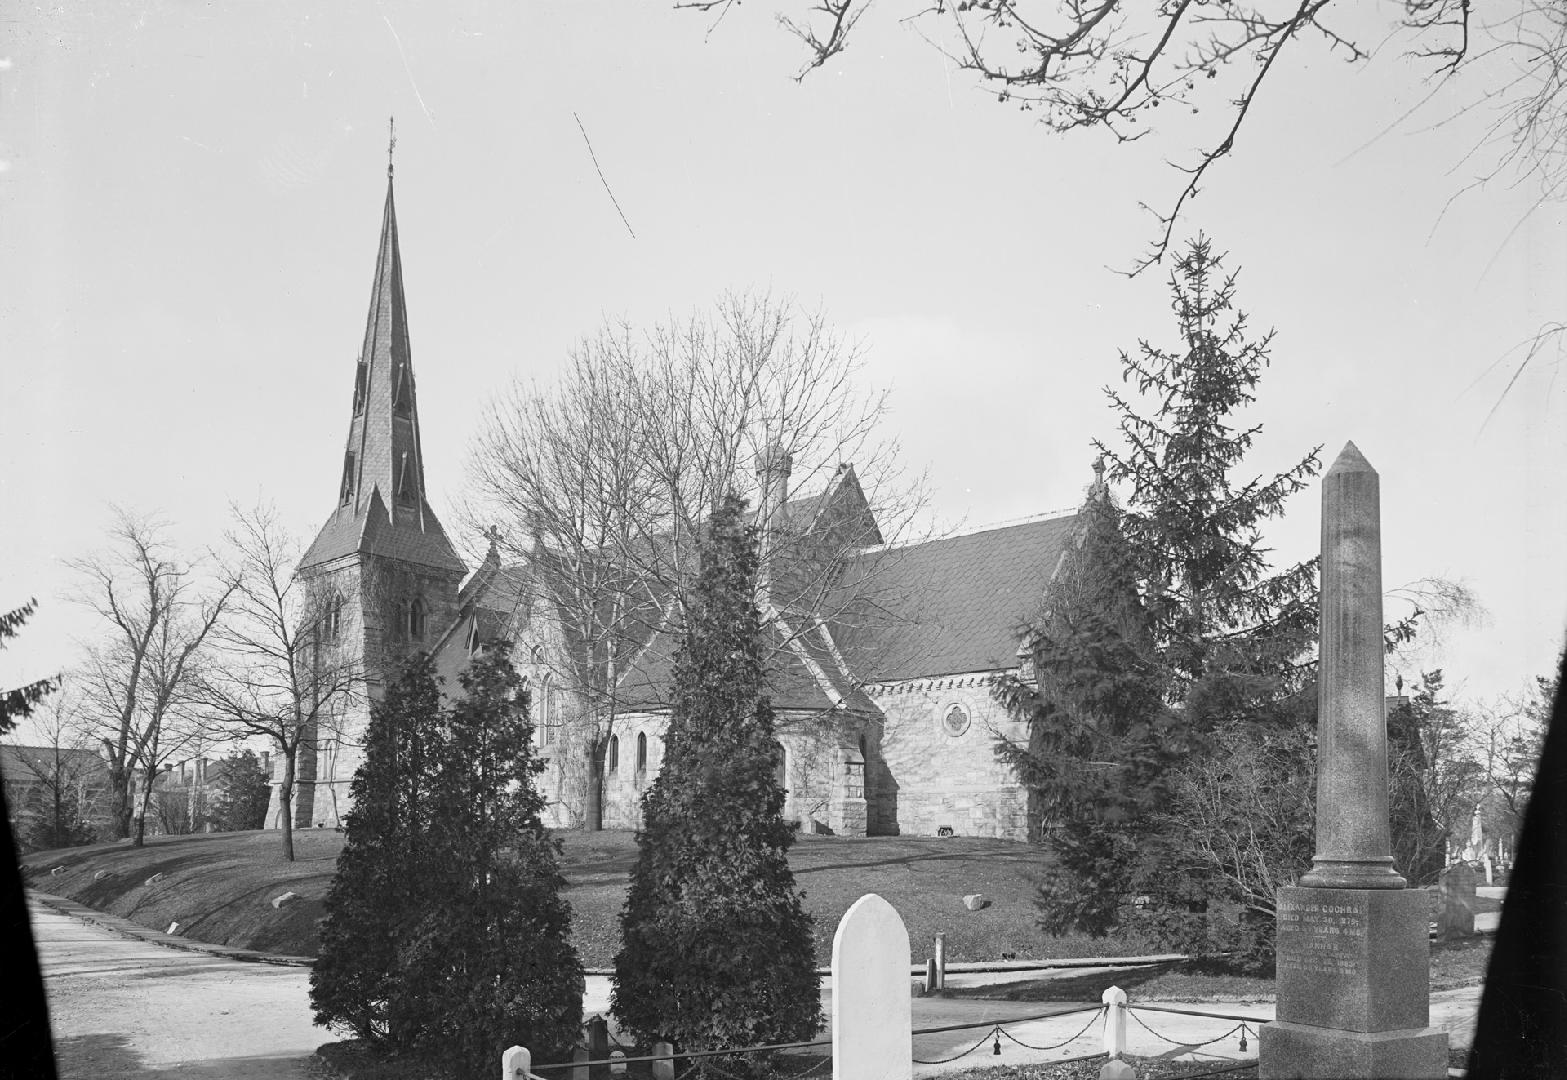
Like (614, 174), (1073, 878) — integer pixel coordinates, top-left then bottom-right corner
(1259, 444), (1448, 1079)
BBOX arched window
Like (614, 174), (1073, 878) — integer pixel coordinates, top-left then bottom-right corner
(636, 732), (648, 775)
(607, 734), (619, 774)
(407, 597), (427, 641)
(538, 674), (555, 746)
(323, 594), (343, 643)
(775, 742), (788, 792)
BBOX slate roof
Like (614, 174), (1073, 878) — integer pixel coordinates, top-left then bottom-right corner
(833, 514), (1079, 683)
(300, 488), (466, 575)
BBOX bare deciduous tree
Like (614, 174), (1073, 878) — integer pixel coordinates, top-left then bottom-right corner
(194, 504), (362, 861)
(679, 0), (1567, 272)
(71, 510), (235, 843)
(469, 292), (923, 829)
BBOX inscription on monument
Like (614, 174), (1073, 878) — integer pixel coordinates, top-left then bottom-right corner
(1276, 894), (1367, 977)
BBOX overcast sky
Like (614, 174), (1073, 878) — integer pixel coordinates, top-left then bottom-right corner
(3, 2), (1563, 726)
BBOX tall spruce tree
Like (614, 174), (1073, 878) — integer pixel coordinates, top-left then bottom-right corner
(1098, 235), (1320, 725)
(612, 495), (819, 1061)
(1002, 236), (1321, 944)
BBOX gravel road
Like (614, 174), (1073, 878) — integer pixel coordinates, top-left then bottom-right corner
(31, 897), (336, 1079)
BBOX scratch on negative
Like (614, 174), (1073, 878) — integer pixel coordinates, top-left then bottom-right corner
(574, 112), (637, 240)
(380, 9), (435, 125)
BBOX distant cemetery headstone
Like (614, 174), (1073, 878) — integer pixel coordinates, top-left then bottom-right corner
(962, 893), (989, 911)
(1259, 445), (1448, 1079)
(271, 891), (301, 910)
(1437, 863), (1477, 939)
(144, 872), (164, 886)
(832, 893), (912, 1080)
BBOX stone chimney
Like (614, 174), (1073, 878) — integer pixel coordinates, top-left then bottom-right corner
(756, 441), (792, 531)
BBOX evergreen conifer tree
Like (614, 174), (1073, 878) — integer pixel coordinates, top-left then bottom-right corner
(1002, 236), (1322, 946)
(311, 657), (445, 1046)
(612, 495), (820, 1062)
(312, 650), (583, 1068)
(1098, 235), (1320, 724)
(403, 646), (583, 1070)
(995, 484), (1176, 935)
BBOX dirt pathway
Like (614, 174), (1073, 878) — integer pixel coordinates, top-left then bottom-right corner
(31, 897), (337, 1079)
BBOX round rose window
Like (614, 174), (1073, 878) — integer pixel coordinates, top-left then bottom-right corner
(942, 703), (971, 737)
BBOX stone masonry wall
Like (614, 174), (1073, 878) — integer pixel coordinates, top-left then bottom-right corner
(867, 673), (1029, 841)
(267, 554), (463, 831)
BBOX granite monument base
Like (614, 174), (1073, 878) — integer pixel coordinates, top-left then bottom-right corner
(1258, 886), (1447, 1079)
(1259, 1021), (1449, 1079)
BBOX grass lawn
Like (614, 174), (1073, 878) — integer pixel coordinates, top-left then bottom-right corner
(22, 828), (1164, 967)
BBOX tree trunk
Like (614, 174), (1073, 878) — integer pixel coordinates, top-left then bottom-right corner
(280, 748), (296, 863)
(584, 738), (604, 832)
(108, 763), (133, 839)
(134, 778), (153, 847)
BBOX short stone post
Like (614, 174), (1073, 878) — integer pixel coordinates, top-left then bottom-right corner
(1260, 444), (1447, 1079)
(832, 893), (912, 1080)
(570, 1046), (588, 1080)
(933, 932), (947, 991)
(924, 957), (937, 995)
(1099, 986), (1135, 1078)
(1102, 986), (1128, 1058)
(651, 1041), (675, 1080)
(609, 1049), (626, 1075)
(501, 1046), (531, 1080)
(586, 1016), (609, 1079)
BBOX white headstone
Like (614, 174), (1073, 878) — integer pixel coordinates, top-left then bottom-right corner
(500, 1045), (531, 1080)
(609, 1049), (626, 1074)
(832, 893), (912, 1080)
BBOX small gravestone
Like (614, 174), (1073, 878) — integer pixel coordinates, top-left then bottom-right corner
(271, 891), (301, 909)
(50, 866), (64, 876)
(94, 870), (111, 881)
(1437, 863), (1477, 938)
(145, 872), (164, 886)
(651, 1041), (675, 1080)
(166, 921), (181, 935)
(962, 893), (989, 911)
(833, 893), (912, 1080)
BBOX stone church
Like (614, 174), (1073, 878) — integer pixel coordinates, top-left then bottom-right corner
(270, 169), (1096, 843)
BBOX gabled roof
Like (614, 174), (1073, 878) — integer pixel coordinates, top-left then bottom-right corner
(833, 514), (1079, 683)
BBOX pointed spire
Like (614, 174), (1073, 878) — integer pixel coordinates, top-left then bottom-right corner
(298, 156), (464, 576)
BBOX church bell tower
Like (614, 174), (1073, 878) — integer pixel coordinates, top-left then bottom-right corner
(271, 144), (467, 829)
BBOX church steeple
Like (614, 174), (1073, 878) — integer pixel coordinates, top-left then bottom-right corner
(298, 161), (465, 576)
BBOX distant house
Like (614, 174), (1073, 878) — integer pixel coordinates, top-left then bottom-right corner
(1, 742), (112, 843)
(269, 167), (1094, 841)
(132, 752), (269, 836)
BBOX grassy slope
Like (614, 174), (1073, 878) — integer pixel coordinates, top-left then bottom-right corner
(25, 829), (1164, 967)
